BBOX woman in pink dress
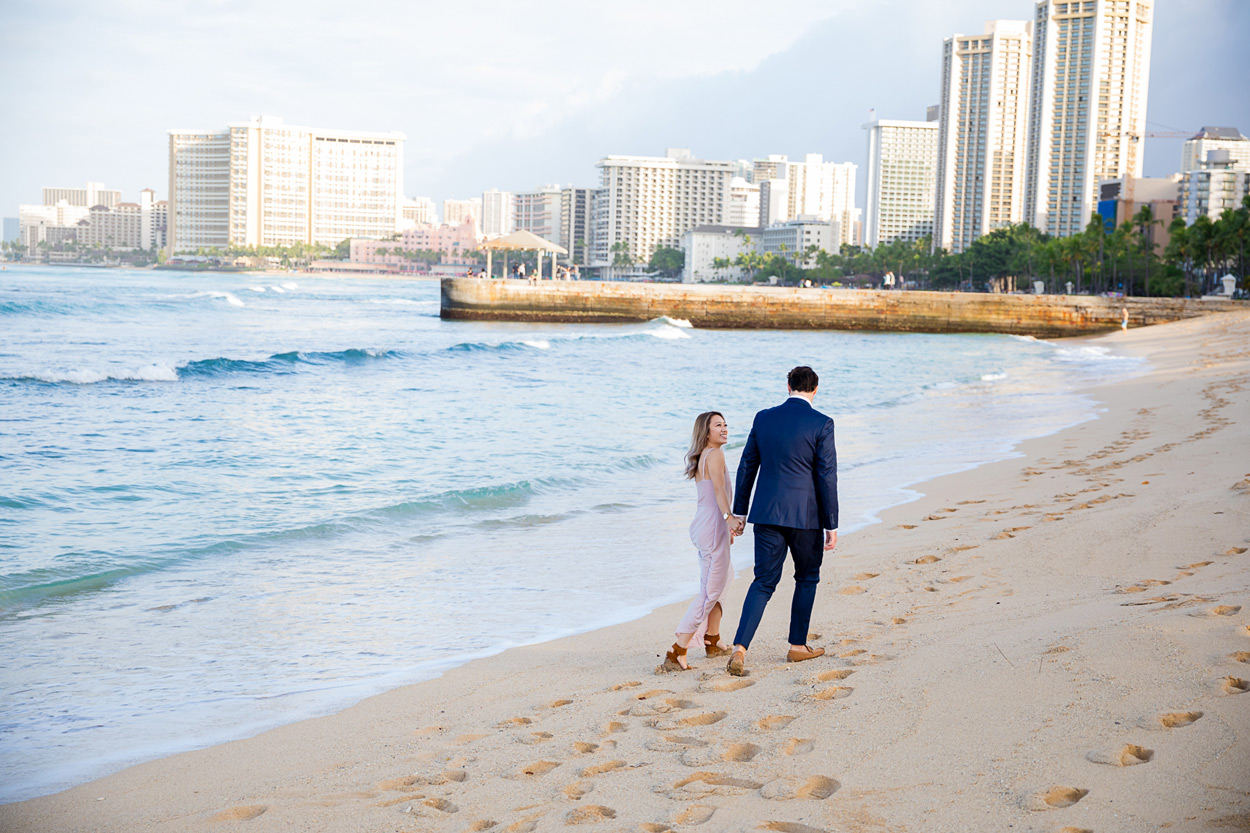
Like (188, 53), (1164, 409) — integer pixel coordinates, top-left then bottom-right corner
(660, 411), (744, 672)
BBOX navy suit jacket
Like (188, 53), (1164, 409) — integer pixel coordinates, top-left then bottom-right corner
(733, 397), (838, 531)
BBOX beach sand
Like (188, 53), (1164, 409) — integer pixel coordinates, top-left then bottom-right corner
(4, 310), (1248, 833)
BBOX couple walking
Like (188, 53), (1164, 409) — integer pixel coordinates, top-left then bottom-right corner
(661, 366), (838, 677)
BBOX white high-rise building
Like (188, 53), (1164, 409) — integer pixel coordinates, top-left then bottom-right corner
(1181, 126), (1250, 172)
(784, 154), (859, 247)
(1180, 150), (1250, 224)
(591, 149), (734, 276)
(560, 187), (596, 266)
(935, 20), (1033, 253)
(727, 177), (761, 227)
(481, 189), (515, 239)
(758, 179), (790, 227)
(42, 182), (121, 209)
(863, 117), (941, 248)
(1023, 0), (1154, 238)
(168, 115), (404, 252)
(514, 185), (563, 247)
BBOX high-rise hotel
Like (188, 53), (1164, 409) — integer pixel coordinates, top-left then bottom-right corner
(168, 115), (404, 251)
(935, 20), (1033, 253)
(863, 115), (941, 249)
(1023, 0), (1153, 238)
(591, 149), (734, 276)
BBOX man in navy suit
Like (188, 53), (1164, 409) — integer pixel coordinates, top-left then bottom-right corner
(727, 365), (838, 676)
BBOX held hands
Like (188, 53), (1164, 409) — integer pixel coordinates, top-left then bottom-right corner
(727, 514), (745, 540)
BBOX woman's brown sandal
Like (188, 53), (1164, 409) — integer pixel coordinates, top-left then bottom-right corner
(658, 643), (691, 673)
(704, 633), (731, 657)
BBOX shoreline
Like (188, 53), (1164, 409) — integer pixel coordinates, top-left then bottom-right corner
(3, 311), (1248, 831)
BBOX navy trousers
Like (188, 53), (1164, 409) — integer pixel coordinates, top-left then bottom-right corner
(732, 524), (824, 649)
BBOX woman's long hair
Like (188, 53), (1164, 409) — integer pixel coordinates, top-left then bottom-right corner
(684, 411), (724, 480)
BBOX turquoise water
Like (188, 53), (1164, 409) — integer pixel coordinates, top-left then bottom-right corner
(0, 267), (1143, 801)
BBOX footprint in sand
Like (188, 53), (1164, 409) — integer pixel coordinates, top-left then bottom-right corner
(562, 781), (593, 800)
(1226, 547), (1248, 555)
(763, 823), (828, 833)
(784, 738), (814, 755)
(548, 699), (573, 708)
(504, 816), (542, 833)
(572, 741), (598, 754)
(604, 721), (626, 734)
(709, 678), (755, 693)
(853, 572), (880, 581)
(498, 716), (533, 727)
(810, 669), (854, 683)
(674, 805), (716, 825)
(760, 775), (840, 800)
(609, 680), (642, 691)
(923, 514), (948, 521)
(723, 742), (761, 762)
(580, 760), (625, 777)
(456, 733), (489, 744)
(635, 688), (673, 701)
(1032, 786), (1088, 810)
(839, 585), (867, 595)
(898, 524), (917, 529)
(757, 715), (796, 731)
(565, 805), (615, 824)
(1211, 605), (1242, 616)
(640, 825), (673, 833)
(647, 734), (708, 753)
(209, 805), (267, 822)
(512, 761), (560, 778)
(423, 797), (458, 813)
(913, 555), (941, 565)
(1233, 651), (1250, 663)
(681, 711), (728, 727)
(1087, 744), (1154, 766)
(671, 772), (763, 796)
(891, 616), (907, 625)
(1159, 711), (1203, 728)
(807, 686), (853, 701)
(837, 648), (866, 658)
(1223, 677), (1249, 695)
(1058, 828), (1094, 833)
(519, 731), (553, 745)
(465, 821), (498, 832)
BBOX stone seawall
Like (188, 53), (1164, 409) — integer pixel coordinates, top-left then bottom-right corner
(440, 278), (1245, 338)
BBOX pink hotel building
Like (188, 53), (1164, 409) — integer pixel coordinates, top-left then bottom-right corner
(350, 218), (481, 270)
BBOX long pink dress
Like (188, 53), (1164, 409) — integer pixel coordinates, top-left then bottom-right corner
(675, 457), (733, 643)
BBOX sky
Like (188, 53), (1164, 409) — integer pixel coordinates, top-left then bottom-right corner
(1, 0), (1247, 220)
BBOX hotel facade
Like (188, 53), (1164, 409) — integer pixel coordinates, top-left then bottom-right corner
(935, 20), (1033, 253)
(168, 116), (404, 252)
(1022, 0), (1154, 238)
(863, 117), (941, 248)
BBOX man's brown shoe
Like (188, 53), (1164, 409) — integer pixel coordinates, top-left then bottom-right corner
(786, 645), (825, 662)
(726, 648), (748, 676)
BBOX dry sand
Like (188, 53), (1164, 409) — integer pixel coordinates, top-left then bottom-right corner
(4, 310), (1248, 833)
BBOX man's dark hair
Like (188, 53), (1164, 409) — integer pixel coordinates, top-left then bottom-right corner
(788, 366), (818, 392)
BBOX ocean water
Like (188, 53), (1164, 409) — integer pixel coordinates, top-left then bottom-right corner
(0, 266), (1144, 802)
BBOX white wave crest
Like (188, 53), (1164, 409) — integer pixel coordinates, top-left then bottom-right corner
(281, 282), (298, 290)
(1053, 346), (1135, 362)
(269, 286), (286, 294)
(25, 363), (179, 384)
(646, 326), (691, 340)
(980, 372), (1007, 381)
(657, 316), (693, 329)
(521, 340), (551, 350)
(210, 292), (245, 307)
(248, 286), (266, 293)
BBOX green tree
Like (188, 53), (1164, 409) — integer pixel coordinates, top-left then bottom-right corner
(648, 245), (685, 278)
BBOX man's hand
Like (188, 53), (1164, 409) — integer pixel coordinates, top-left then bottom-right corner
(824, 530), (838, 551)
(730, 515), (745, 536)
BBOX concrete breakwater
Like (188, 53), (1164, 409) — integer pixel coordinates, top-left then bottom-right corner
(440, 278), (1244, 338)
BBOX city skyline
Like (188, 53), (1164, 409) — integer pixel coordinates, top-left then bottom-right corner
(1, 0), (1245, 226)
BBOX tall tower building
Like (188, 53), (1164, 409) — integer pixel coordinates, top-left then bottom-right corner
(514, 186), (562, 246)
(863, 116), (940, 249)
(935, 20), (1033, 253)
(591, 148), (734, 276)
(480, 189), (515, 238)
(784, 154), (859, 247)
(168, 116), (403, 251)
(1023, 0), (1154, 238)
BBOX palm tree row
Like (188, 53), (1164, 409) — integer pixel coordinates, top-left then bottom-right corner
(707, 196), (1249, 297)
